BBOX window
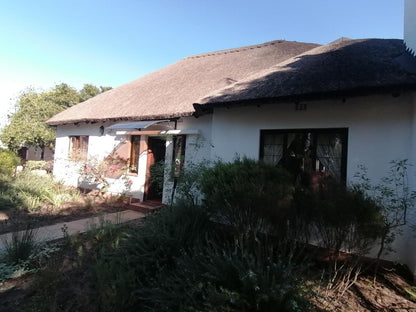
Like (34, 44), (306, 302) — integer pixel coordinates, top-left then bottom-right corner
(129, 135), (140, 173)
(260, 128), (347, 182)
(69, 136), (89, 161)
(172, 135), (186, 177)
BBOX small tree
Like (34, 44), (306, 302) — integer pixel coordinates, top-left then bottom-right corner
(0, 149), (21, 176)
(0, 83), (111, 154)
(353, 160), (416, 264)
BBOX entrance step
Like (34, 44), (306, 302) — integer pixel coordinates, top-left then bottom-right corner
(129, 200), (164, 213)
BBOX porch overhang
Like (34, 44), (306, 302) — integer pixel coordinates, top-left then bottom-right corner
(125, 129), (200, 136)
(106, 120), (171, 131)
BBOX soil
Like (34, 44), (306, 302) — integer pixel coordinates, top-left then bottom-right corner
(310, 268), (416, 311)
(0, 190), (132, 235)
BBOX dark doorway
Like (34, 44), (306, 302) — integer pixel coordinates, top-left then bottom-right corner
(144, 137), (166, 201)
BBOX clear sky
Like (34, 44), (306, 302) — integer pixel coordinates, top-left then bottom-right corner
(0, 0), (405, 128)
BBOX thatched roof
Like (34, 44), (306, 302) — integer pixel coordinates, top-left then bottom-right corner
(48, 38), (416, 126)
(47, 40), (318, 125)
(194, 38), (416, 114)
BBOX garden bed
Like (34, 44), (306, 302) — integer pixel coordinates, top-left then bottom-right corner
(0, 190), (131, 235)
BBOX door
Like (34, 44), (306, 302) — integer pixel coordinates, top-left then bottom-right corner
(144, 137), (166, 201)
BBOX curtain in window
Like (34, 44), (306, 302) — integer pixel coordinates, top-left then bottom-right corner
(263, 134), (284, 165)
(316, 134), (342, 181)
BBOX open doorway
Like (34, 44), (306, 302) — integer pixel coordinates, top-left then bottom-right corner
(144, 137), (166, 201)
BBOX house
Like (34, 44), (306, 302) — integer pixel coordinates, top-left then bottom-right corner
(48, 1), (416, 274)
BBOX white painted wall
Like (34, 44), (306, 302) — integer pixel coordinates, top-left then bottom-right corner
(163, 114), (213, 203)
(210, 93), (416, 273)
(405, 0), (416, 55)
(53, 115), (213, 204)
(53, 122), (142, 197)
(211, 94), (414, 183)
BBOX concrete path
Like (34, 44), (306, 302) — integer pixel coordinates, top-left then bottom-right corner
(0, 210), (145, 250)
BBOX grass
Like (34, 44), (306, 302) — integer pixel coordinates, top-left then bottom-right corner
(0, 171), (81, 213)
(3, 227), (37, 265)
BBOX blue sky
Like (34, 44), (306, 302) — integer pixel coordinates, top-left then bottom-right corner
(0, 0), (405, 127)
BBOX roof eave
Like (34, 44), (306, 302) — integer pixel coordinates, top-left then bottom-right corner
(46, 111), (195, 126)
(193, 83), (416, 117)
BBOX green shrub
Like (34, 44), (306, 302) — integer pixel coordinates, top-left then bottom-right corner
(0, 149), (20, 176)
(141, 237), (308, 312)
(92, 201), (308, 311)
(295, 175), (384, 255)
(92, 202), (212, 310)
(200, 158), (294, 235)
(25, 160), (47, 171)
(0, 175), (23, 210)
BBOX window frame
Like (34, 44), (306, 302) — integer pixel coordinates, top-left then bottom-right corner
(129, 135), (141, 174)
(69, 135), (89, 161)
(259, 128), (348, 182)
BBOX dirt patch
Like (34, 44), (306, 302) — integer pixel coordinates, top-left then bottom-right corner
(310, 267), (416, 311)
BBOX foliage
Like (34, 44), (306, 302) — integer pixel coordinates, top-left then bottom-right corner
(0, 83), (111, 152)
(25, 160), (47, 171)
(0, 149), (21, 176)
(295, 175), (384, 255)
(172, 160), (210, 205)
(148, 160), (165, 197)
(3, 227), (37, 265)
(90, 199), (309, 312)
(353, 160), (416, 274)
(200, 157), (294, 235)
(0, 227), (60, 283)
(78, 155), (132, 195)
(0, 170), (80, 211)
(24, 214), (132, 312)
(0, 175), (23, 209)
(103, 153), (129, 178)
(10, 159), (415, 310)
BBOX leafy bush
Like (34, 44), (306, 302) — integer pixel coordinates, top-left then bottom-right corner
(200, 158), (294, 235)
(142, 237), (307, 312)
(148, 160), (165, 197)
(25, 160), (47, 171)
(0, 149), (20, 176)
(295, 175), (384, 255)
(92, 201), (308, 311)
(0, 170), (81, 211)
(0, 175), (23, 209)
(173, 160), (209, 205)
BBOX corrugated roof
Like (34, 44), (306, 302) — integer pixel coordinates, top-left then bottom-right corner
(47, 40), (318, 125)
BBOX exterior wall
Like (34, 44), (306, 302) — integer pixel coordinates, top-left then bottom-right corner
(211, 94), (414, 182)
(162, 115), (213, 203)
(53, 122), (138, 196)
(405, 0), (416, 55)
(209, 93), (416, 272)
(53, 114), (213, 204)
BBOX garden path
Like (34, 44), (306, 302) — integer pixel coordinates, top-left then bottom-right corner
(0, 210), (145, 250)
